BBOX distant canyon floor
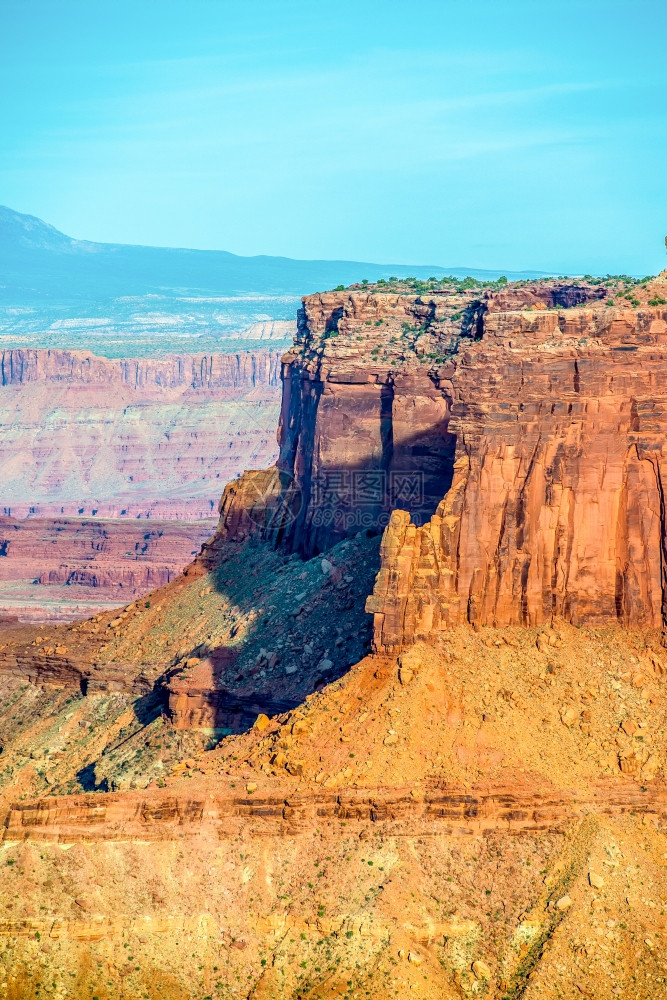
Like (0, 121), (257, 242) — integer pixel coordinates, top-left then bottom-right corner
(0, 346), (282, 621)
(0, 516), (217, 622)
(3, 273), (667, 998)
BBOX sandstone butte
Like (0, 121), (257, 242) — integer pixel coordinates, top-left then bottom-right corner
(0, 348), (283, 621)
(2, 272), (667, 999)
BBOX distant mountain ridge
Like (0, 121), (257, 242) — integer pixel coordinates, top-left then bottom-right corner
(0, 205), (549, 302)
(0, 206), (551, 356)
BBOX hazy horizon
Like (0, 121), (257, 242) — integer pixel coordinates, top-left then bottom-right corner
(1, 0), (665, 277)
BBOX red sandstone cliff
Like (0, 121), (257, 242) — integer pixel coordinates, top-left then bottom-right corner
(214, 290), (461, 557)
(368, 288), (667, 648)
(0, 516), (216, 621)
(0, 347), (281, 390)
(3, 277), (667, 998)
(211, 274), (667, 644)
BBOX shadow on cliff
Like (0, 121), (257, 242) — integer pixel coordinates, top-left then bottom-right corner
(76, 762), (108, 792)
(163, 533), (380, 736)
(276, 390), (456, 559)
(182, 419), (457, 736)
(59, 417), (459, 800)
(78, 690), (165, 790)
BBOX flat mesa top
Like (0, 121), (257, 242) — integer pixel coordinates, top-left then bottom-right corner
(327, 270), (667, 306)
(290, 272), (667, 375)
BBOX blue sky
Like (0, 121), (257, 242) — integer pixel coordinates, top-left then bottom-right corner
(1, 0), (666, 274)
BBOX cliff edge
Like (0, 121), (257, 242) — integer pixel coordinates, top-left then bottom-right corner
(2, 270), (667, 999)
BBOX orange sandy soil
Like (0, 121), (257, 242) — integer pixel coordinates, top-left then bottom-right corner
(2, 622), (667, 998)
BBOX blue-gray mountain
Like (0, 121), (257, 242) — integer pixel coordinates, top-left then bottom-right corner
(0, 205), (547, 299)
(0, 206), (549, 357)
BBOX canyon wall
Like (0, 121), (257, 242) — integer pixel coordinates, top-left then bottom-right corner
(4, 278), (667, 1000)
(212, 277), (667, 643)
(0, 347), (282, 618)
(367, 291), (667, 647)
(0, 347), (281, 390)
(0, 348), (282, 522)
(215, 291), (461, 558)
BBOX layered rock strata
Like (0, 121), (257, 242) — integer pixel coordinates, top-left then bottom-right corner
(0, 347), (281, 389)
(0, 346), (281, 617)
(215, 283), (626, 559)
(214, 290), (461, 557)
(369, 293), (667, 649)
(0, 516), (216, 621)
(212, 277), (667, 645)
(4, 779), (666, 843)
(2, 275), (667, 998)
(0, 347), (282, 521)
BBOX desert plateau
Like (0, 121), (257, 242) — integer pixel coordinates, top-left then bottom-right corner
(2, 3), (665, 995)
(3, 272), (667, 998)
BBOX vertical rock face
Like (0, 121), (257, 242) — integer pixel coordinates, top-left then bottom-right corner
(0, 348), (282, 389)
(216, 290), (460, 557)
(212, 275), (667, 642)
(276, 366), (454, 555)
(369, 296), (667, 649)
